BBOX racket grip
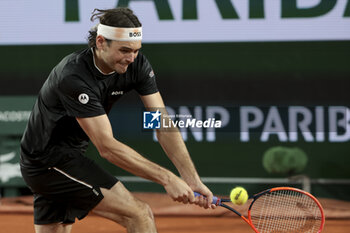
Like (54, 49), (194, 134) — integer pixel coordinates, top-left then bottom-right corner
(194, 192), (220, 205)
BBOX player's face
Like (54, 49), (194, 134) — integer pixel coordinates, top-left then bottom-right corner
(99, 39), (142, 74)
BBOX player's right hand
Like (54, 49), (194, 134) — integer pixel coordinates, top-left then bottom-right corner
(163, 173), (195, 205)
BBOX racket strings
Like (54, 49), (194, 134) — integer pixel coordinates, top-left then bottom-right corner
(250, 190), (322, 233)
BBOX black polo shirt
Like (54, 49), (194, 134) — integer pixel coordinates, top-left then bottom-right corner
(20, 48), (157, 174)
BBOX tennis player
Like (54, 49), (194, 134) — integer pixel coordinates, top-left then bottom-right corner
(20, 7), (214, 233)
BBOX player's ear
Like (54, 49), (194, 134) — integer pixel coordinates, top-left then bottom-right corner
(96, 35), (106, 51)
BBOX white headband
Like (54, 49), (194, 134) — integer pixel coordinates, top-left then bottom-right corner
(97, 24), (142, 41)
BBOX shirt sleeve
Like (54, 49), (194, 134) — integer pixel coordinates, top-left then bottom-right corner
(134, 54), (159, 96)
(58, 75), (106, 118)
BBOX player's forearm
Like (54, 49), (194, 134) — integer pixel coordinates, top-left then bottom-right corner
(156, 129), (201, 185)
(98, 138), (173, 186)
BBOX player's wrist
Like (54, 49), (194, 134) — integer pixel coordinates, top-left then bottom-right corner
(181, 173), (201, 187)
(159, 170), (176, 187)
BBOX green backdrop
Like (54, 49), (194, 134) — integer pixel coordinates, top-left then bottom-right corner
(0, 41), (349, 199)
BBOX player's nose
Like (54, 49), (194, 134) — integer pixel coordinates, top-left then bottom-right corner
(125, 53), (135, 63)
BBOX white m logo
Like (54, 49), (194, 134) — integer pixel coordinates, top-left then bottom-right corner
(78, 93), (89, 104)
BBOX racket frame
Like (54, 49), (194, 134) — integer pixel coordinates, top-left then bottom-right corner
(198, 187), (325, 233)
(247, 187), (325, 233)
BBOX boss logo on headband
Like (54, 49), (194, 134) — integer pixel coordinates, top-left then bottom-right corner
(129, 32), (142, 38)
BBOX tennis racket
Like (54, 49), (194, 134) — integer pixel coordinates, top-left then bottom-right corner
(195, 187), (325, 233)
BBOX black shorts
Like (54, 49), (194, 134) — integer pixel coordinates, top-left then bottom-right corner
(21, 150), (119, 225)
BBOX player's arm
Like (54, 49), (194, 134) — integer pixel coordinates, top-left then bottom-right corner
(140, 92), (215, 208)
(76, 114), (194, 202)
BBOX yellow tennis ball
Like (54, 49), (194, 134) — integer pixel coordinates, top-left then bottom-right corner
(230, 187), (248, 205)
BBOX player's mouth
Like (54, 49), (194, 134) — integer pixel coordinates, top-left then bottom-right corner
(119, 64), (128, 69)
(115, 63), (129, 73)
(117, 62), (129, 67)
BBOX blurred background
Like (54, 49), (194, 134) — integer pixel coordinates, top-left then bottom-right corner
(0, 0), (349, 202)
